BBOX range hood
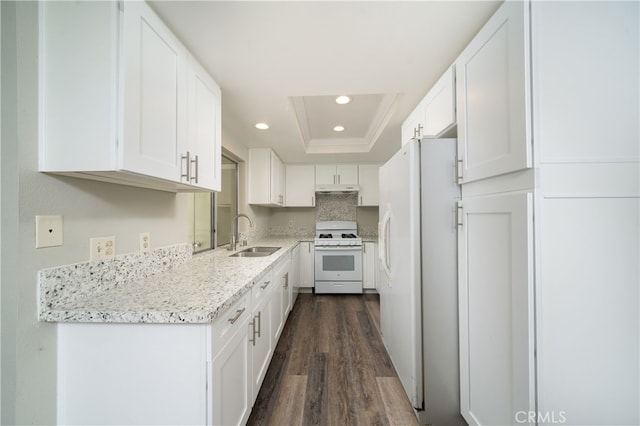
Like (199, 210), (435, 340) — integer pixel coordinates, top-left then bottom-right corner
(315, 184), (360, 194)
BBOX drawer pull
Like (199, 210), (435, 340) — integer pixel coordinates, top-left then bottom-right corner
(260, 280), (271, 289)
(228, 308), (246, 324)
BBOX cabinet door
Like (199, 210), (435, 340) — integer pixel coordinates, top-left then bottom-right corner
(455, 1), (531, 183)
(269, 153), (280, 205)
(458, 193), (534, 425)
(187, 57), (221, 191)
(401, 103), (424, 146)
(291, 245), (300, 304)
(271, 256), (291, 344)
(210, 317), (251, 426)
(299, 242), (315, 288)
(362, 242), (377, 290)
(250, 295), (272, 401)
(424, 66), (456, 137)
(285, 165), (315, 207)
(121, 1), (187, 182)
(337, 164), (358, 185)
(315, 165), (337, 185)
(358, 164), (380, 206)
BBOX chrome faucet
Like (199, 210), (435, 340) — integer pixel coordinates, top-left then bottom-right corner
(229, 213), (254, 251)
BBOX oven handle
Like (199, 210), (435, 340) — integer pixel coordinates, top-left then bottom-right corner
(315, 246), (362, 251)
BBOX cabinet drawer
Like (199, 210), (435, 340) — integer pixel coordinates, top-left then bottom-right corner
(211, 291), (251, 354)
(252, 268), (274, 305)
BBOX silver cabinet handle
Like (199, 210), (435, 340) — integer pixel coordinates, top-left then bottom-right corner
(283, 272), (289, 288)
(228, 307), (246, 324)
(260, 280), (271, 289)
(181, 151), (190, 181)
(249, 319), (256, 345)
(190, 155), (199, 184)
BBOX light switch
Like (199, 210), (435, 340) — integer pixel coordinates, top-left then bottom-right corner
(35, 215), (63, 248)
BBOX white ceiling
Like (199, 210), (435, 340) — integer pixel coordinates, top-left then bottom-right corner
(149, 0), (502, 164)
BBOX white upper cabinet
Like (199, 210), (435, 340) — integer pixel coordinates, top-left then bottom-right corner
(120, 1), (187, 183)
(423, 66), (456, 138)
(455, 1), (531, 183)
(401, 102), (425, 146)
(315, 164), (358, 185)
(358, 164), (380, 206)
(39, 1), (221, 192)
(285, 164), (315, 207)
(186, 57), (222, 191)
(248, 149), (284, 207)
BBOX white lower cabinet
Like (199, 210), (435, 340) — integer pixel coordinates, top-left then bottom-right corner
(210, 292), (252, 426)
(362, 242), (378, 290)
(271, 253), (292, 345)
(290, 244), (301, 304)
(298, 242), (315, 289)
(57, 323), (209, 425)
(249, 269), (274, 401)
(56, 252), (303, 426)
(457, 192), (534, 425)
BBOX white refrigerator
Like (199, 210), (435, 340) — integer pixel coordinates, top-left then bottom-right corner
(378, 137), (463, 425)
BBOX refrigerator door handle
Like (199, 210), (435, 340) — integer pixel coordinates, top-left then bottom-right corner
(379, 206), (392, 280)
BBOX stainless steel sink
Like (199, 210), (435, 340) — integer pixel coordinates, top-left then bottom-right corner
(229, 246), (281, 257)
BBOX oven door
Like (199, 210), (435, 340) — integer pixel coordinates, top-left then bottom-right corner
(314, 246), (363, 282)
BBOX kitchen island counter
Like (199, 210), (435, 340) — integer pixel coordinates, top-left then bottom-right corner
(39, 237), (303, 324)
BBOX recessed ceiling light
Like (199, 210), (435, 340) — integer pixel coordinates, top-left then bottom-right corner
(335, 95), (350, 105)
(333, 125), (345, 132)
(255, 122), (269, 130)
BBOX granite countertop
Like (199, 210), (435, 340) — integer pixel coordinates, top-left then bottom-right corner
(39, 237), (302, 324)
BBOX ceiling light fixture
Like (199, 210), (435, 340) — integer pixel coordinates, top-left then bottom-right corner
(255, 122), (269, 130)
(333, 126), (345, 132)
(335, 95), (350, 105)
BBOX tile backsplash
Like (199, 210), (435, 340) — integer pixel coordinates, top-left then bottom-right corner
(268, 193), (379, 238)
(316, 193), (357, 221)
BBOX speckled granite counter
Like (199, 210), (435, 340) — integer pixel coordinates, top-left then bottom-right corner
(39, 237), (303, 324)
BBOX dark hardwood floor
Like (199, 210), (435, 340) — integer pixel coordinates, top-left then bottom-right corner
(247, 293), (420, 426)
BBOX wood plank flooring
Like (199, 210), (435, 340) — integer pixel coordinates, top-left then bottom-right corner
(247, 293), (420, 426)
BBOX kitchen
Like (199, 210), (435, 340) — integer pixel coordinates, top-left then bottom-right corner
(2, 1), (639, 425)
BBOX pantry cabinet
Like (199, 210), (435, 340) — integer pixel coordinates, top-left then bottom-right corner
(315, 164), (358, 185)
(455, 1), (639, 425)
(285, 164), (315, 207)
(39, 1), (221, 192)
(457, 193), (534, 425)
(248, 149), (285, 207)
(357, 164), (380, 206)
(455, 0), (531, 184)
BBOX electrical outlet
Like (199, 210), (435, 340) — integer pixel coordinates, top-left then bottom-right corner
(140, 232), (150, 252)
(288, 220), (294, 228)
(35, 215), (63, 248)
(90, 236), (116, 261)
